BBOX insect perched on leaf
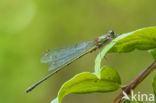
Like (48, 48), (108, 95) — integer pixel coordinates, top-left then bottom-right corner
(25, 30), (117, 93)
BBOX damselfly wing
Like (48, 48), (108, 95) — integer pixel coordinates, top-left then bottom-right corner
(41, 40), (95, 71)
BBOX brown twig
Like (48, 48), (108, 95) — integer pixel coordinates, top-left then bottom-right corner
(113, 60), (156, 103)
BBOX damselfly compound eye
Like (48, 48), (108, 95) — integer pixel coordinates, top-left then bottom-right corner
(108, 30), (116, 38)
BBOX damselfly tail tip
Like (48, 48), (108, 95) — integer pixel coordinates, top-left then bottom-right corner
(24, 86), (34, 93)
(24, 89), (30, 93)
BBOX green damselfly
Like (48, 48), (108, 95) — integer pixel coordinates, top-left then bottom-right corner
(25, 30), (117, 93)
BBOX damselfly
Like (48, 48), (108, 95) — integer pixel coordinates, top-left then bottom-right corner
(25, 30), (117, 93)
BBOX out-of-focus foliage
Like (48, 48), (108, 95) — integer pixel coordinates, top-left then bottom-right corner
(149, 49), (156, 60)
(0, 0), (156, 103)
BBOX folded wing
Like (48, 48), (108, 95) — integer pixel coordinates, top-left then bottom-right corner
(41, 40), (95, 71)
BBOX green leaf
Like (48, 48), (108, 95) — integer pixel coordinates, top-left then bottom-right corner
(95, 41), (116, 76)
(95, 27), (156, 76)
(51, 66), (121, 103)
(152, 75), (156, 103)
(100, 65), (121, 84)
(110, 27), (156, 53)
(149, 48), (156, 60)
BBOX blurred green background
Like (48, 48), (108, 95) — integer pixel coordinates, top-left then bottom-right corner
(0, 0), (156, 103)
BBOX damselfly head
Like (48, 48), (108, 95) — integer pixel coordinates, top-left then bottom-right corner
(108, 30), (116, 38)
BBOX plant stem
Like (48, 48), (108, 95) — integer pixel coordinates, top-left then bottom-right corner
(113, 60), (156, 103)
